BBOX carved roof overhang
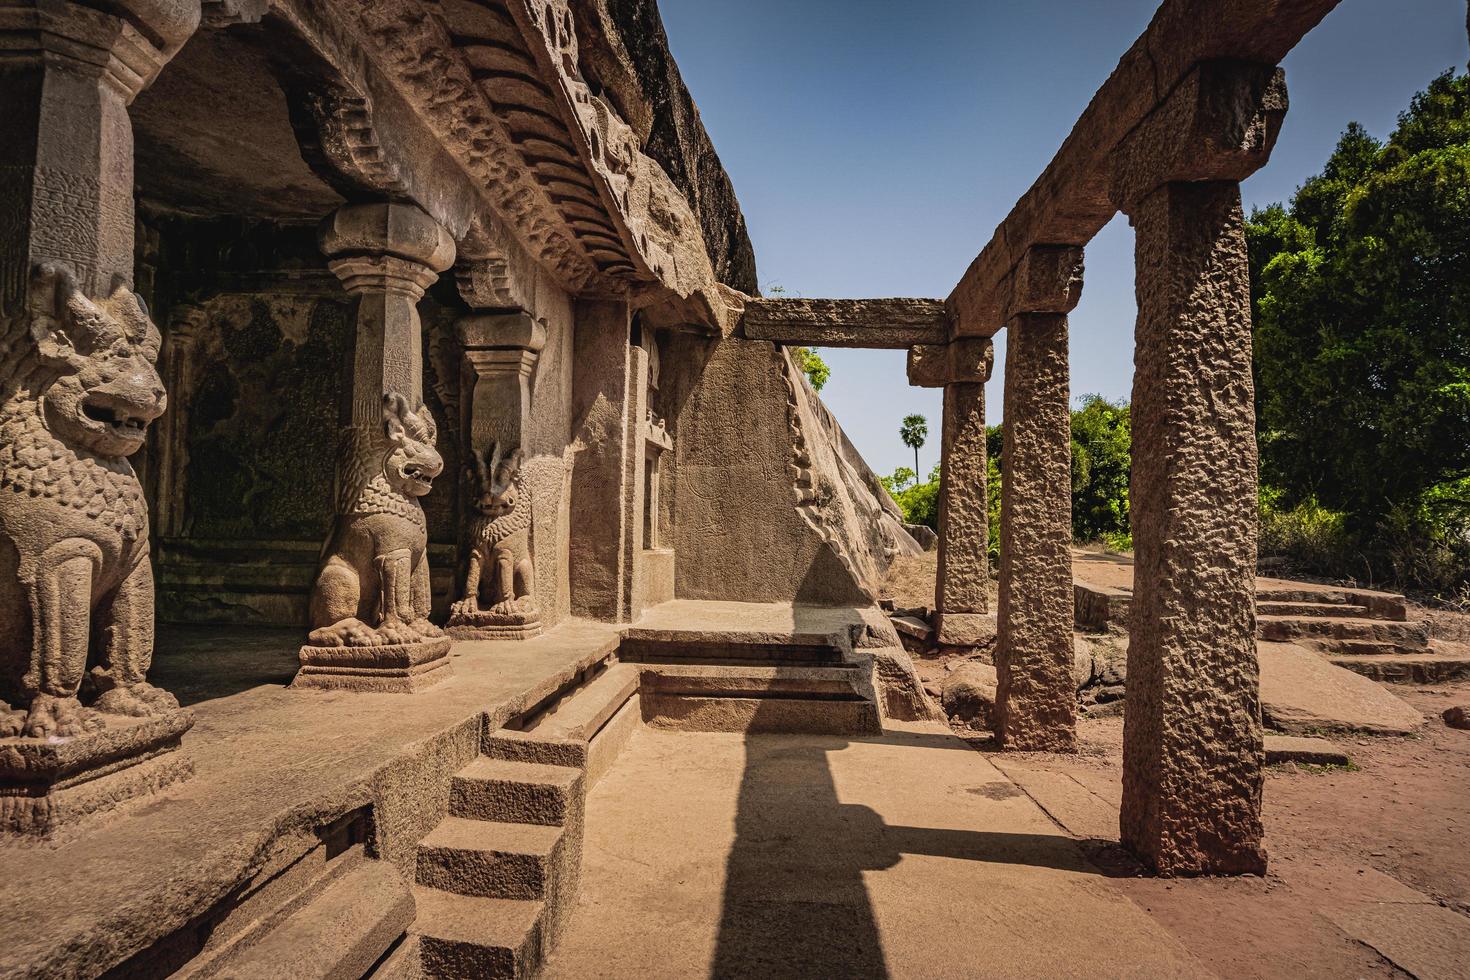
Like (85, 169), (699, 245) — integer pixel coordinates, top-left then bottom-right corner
(271, 0), (731, 331)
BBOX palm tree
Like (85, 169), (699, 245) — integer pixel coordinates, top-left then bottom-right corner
(899, 414), (927, 483)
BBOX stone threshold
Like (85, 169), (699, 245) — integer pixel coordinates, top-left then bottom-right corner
(0, 620), (622, 979)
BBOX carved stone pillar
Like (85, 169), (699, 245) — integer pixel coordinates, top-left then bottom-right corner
(1109, 60), (1287, 875)
(0, 0), (198, 836)
(295, 203), (456, 693)
(0, 0), (197, 313)
(446, 312), (546, 640)
(154, 304), (206, 542)
(907, 338), (994, 650)
(994, 245), (1083, 753)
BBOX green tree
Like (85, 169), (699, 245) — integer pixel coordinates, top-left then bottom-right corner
(1069, 396), (1132, 543)
(1248, 70), (1470, 591)
(899, 414), (928, 476)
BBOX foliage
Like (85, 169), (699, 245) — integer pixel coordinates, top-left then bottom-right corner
(791, 346), (831, 391)
(899, 414), (928, 474)
(1247, 70), (1470, 594)
(882, 464), (941, 531)
(1258, 486), (1357, 578)
(1069, 395), (1131, 543)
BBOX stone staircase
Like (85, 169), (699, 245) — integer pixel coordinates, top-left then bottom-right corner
(1256, 588), (1469, 683)
(396, 664), (644, 979)
(619, 619), (881, 736)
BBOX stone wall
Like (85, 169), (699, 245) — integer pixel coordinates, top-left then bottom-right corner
(663, 333), (914, 606)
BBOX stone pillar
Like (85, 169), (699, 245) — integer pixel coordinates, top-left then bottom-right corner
(993, 245), (1084, 752)
(154, 304), (207, 541)
(319, 203), (455, 429)
(1109, 60), (1288, 875)
(0, 0), (197, 314)
(458, 312), (545, 457)
(446, 312), (546, 640)
(568, 300), (636, 622)
(909, 339), (995, 648)
(297, 203), (455, 691)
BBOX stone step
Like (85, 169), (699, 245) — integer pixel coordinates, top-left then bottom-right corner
(618, 636), (846, 667)
(639, 665), (879, 736)
(450, 757), (582, 827)
(531, 663), (640, 742)
(1257, 601), (1370, 618)
(1329, 650), (1470, 685)
(1257, 615), (1430, 649)
(1256, 587), (1408, 620)
(483, 729), (587, 769)
(416, 816), (565, 900)
(412, 885), (545, 980)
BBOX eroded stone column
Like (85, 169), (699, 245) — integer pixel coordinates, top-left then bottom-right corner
(1110, 60), (1288, 874)
(909, 339), (995, 648)
(154, 304), (207, 540)
(995, 314), (1076, 751)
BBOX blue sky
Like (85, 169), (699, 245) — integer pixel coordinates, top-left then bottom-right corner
(657, 0), (1469, 477)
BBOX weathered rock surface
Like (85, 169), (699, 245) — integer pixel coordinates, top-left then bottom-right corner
(942, 662), (998, 730)
(1258, 642), (1425, 736)
(1444, 706), (1470, 730)
(1263, 735), (1350, 767)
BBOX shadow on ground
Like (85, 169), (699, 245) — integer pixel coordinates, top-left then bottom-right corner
(150, 625), (301, 705)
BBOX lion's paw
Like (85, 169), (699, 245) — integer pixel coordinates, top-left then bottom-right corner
(94, 683), (178, 718)
(413, 619), (444, 639)
(24, 695), (104, 739)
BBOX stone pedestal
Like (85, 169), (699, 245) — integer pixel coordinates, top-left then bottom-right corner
(907, 338), (994, 649)
(293, 639), (452, 693)
(994, 310), (1077, 752)
(0, 710), (193, 838)
(1109, 60), (1287, 875)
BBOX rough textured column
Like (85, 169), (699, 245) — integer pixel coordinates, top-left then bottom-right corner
(907, 339), (995, 648)
(994, 312), (1077, 751)
(568, 300), (635, 621)
(0, 0), (197, 313)
(1110, 60), (1287, 875)
(319, 203), (455, 429)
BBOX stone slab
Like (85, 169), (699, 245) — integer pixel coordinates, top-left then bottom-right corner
(933, 611), (997, 648)
(741, 297), (948, 349)
(889, 615), (933, 644)
(1259, 642), (1425, 736)
(1263, 735), (1350, 767)
(1323, 901), (1470, 980)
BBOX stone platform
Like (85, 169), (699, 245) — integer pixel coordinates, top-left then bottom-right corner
(0, 621), (621, 978)
(0, 710), (194, 838)
(445, 609), (543, 642)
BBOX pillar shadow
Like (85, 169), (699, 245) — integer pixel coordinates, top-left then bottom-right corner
(710, 713), (1127, 978)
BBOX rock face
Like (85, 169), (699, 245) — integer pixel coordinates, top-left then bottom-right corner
(570, 0), (758, 294)
(1442, 706), (1469, 730)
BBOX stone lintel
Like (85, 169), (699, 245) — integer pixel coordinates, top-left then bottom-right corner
(1006, 245), (1085, 317)
(742, 298), (948, 349)
(908, 337), (994, 388)
(1110, 60), (1288, 212)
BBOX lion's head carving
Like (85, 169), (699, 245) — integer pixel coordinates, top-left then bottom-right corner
(381, 393), (443, 498)
(22, 263), (165, 459)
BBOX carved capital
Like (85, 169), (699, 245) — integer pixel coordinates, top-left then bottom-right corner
(0, 0), (199, 99)
(908, 338), (994, 388)
(1110, 60), (1288, 213)
(319, 203), (456, 299)
(1006, 245), (1084, 316)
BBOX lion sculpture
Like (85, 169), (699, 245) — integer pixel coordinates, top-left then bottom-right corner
(448, 442), (540, 637)
(307, 393), (445, 648)
(0, 263), (178, 738)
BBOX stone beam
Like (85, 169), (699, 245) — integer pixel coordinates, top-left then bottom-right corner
(945, 0), (1339, 335)
(743, 298), (948, 349)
